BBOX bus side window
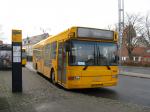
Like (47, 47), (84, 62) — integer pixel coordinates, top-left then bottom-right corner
(44, 44), (51, 67)
(50, 42), (57, 59)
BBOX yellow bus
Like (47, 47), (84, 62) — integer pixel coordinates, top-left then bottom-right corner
(33, 26), (119, 89)
(22, 48), (27, 67)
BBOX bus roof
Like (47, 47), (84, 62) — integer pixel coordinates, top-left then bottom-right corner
(32, 26), (117, 48)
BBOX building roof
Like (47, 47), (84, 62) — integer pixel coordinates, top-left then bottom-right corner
(23, 33), (49, 45)
(121, 46), (150, 57)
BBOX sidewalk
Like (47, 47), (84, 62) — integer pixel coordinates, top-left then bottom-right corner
(25, 62), (36, 72)
(0, 68), (150, 112)
(120, 71), (150, 79)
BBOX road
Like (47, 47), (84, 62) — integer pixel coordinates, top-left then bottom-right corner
(0, 66), (150, 112)
(27, 63), (150, 107)
(120, 66), (150, 75)
(71, 75), (150, 107)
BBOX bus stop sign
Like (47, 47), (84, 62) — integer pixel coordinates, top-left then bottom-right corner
(12, 30), (22, 92)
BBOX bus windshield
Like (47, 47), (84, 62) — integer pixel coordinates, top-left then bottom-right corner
(69, 40), (118, 66)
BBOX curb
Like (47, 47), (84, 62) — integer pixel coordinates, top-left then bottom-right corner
(25, 63), (36, 72)
(120, 71), (150, 79)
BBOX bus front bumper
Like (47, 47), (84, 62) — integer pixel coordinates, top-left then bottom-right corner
(67, 80), (117, 89)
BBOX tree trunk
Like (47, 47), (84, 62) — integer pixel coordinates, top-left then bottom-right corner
(128, 49), (133, 61)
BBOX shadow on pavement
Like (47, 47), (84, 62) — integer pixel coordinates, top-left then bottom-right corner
(35, 70), (120, 101)
(68, 88), (119, 100)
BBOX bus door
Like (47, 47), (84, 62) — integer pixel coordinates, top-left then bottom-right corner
(58, 42), (67, 84)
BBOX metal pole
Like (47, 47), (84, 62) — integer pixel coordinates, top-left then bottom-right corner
(118, 0), (124, 67)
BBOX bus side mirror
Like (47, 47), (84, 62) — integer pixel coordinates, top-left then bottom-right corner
(115, 55), (120, 63)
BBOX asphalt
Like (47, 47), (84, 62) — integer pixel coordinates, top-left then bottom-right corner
(0, 68), (150, 112)
(0, 63), (150, 112)
(26, 62), (150, 106)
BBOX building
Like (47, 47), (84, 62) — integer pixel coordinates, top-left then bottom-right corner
(23, 33), (49, 61)
(0, 44), (12, 69)
(0, 40), (3, 44)
(121, 46), (150, 65)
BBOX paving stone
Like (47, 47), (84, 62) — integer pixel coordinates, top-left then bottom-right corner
(0, 67), (150, 112)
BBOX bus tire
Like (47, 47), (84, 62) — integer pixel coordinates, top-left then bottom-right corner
(51, 71), (56, 85)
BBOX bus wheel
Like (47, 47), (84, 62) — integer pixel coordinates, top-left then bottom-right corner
(51, 71), (56, 85)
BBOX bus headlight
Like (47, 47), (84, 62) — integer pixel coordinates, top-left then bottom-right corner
(68, 76), (80, 80)
(112, 75), (118, 78)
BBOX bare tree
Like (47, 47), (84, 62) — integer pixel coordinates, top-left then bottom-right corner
(123, 13), (144, 60)
(142, 14), (150, 47)
(106, 25), (113, 30)
(106, 24), (118, 31)
(40, 27), (51, 34)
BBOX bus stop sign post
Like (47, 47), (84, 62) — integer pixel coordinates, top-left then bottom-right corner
(12, 30), (22, 92)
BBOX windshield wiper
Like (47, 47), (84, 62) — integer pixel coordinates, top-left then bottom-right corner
(83, 59), (93, 70)
(83, 65), (88, 70)
(106, 65), (111, 70)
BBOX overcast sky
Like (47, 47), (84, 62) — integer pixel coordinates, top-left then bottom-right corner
(0, 0), (150, 43)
